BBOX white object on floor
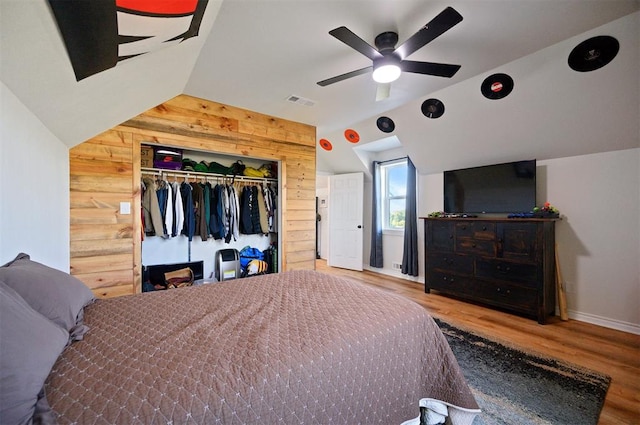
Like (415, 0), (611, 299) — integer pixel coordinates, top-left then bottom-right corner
(401, 398), (481, 425)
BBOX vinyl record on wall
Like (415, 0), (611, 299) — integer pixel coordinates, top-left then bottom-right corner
(568, 35), (619, 72)
(319, 138), (333, 151)
(481, 73), (514, 99)
(344, 129), (360, 143)
(421, 98), (445, 119)
(376, 116), (395, 133)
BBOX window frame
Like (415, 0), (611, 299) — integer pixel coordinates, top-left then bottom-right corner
(379, 159), (407, 232)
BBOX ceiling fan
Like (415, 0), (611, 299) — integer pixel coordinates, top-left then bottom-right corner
(317, 6), (463, 100)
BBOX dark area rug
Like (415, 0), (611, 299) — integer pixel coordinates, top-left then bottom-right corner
(434, 318), (611, 425)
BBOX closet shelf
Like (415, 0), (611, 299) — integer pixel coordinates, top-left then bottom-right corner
(141, 167), (277, 184)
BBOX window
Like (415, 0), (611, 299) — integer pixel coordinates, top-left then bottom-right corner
(380, 159), (407, 230)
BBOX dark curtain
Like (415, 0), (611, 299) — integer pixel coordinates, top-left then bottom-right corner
(369, 161), (383, 268)
(401, 158), (418, 276)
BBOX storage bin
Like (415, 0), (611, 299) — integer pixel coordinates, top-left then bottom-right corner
(141, 145), (153, 167)
(153, 146), (183, 170)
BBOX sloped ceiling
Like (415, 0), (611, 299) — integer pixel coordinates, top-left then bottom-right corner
(1, 0), (638, 175)
(0, 0), (222, 146)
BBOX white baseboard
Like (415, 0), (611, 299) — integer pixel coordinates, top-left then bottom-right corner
(361, 265), (640, 335)
(362, 265), (422, 283)
(567, 310), (640, 335)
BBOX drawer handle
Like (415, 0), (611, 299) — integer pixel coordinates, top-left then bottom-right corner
(472, 243), (477, 248)
(496, 265), (511, 272)
(482, 226), (487, 231)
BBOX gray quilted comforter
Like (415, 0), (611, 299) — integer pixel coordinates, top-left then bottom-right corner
(46, 270), (478, 424)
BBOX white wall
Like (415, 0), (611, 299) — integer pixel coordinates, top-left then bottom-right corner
(415, 149), (640, 333)
(0, 82), (70, 270)
(540, 150), (639, 332)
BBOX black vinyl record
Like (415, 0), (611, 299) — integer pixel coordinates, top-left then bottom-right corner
(568, 35), (619, 72)
(421, 98), (445, 119)
(481, 73), (514, 99)
(376, 116), (395, 133)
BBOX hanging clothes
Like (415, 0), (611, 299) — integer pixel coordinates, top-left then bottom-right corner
(230, 184), (240, 241)
(222, 183), (231, 241)
(250, 186), (262, 234)
(142, 176), (164, 237)
(224, 184), (240, 243)
(190, 182), (208, 241)
(260, 183), (277, 233)
(156, 179), (173, 239)
(201, 182), (211, 237)
(257, 186), (269, 235)
(180, 182), (195, 241)
(171, 180), (184, 237)
(239, 185), (253, 234)
(209, 184), (225, 240)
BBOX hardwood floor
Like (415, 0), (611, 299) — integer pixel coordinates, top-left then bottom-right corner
(315, 260), (640, 425)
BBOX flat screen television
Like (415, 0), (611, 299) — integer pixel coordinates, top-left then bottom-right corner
(444, 160), (536, 214)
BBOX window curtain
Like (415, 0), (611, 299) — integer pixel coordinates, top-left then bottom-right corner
(401, 158), (418, 276)
(369, 161), (383, 268)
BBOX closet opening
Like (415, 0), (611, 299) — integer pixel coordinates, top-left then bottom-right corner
(140, 145), (281, 291)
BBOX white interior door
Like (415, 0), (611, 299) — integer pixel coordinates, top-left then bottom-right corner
(328, 172), (364, 270)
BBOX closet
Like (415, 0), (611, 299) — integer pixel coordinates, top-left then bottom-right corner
(69, 94), (316, 299)
(140, 146), (280, 284)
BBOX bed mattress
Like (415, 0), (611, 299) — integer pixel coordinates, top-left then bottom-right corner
(46, 270), (478, 424)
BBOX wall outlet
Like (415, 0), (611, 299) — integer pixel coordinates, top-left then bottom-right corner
(563, 281), (572, 293)
(392, 262), (402, 270)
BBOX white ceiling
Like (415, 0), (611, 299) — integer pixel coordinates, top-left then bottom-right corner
(1, 0), (639, 175)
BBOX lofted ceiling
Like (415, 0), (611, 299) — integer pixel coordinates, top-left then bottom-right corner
(1, 0), (639, 175)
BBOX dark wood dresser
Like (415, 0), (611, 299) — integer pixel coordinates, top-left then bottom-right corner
(422, 217), (557, 324)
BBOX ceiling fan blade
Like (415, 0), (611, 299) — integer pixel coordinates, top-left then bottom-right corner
(329, 26), (384, 61)
(317, 66), (373, 86)
(375, 83), (391, 101)
(394, 7), (463, 59)
(401, 60), (461, 78)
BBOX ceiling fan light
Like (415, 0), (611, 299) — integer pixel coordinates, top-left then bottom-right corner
(372, 64), (401, 83)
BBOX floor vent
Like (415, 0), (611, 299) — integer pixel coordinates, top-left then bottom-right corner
(286, 95), (315, 106)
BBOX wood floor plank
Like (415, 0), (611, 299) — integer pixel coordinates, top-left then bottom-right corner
(315, 260), (640, 425)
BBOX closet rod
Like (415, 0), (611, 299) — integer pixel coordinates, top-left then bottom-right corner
(141, 167), (277, 184)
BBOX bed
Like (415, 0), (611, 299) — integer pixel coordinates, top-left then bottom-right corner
(1, 253), (480, 425)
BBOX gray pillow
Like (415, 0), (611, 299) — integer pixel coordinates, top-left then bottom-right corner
(0, 253), (95, 342)
(0, 280), (69, 425)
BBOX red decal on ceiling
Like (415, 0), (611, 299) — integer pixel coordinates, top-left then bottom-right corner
(319, 139), (333, 151)
(344, 129), (360, 143)
(116, 0), (198, 15)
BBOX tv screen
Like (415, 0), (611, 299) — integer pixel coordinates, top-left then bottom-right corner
(444, 160), (536, 214)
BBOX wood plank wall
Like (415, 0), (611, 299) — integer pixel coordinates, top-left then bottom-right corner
(70, 94), (317, 298)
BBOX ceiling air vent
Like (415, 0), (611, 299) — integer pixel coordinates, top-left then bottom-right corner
(286, 95), (315, 107)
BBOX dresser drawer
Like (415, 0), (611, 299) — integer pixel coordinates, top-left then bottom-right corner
(455, 238), (496, 257)
(473, 280), (538, 314)
(426, 271), (475, 292)
(455, 221), (496, 240)
(427, 253), (474, 275)
(476, 259), (538, 286)
(427, 221), (455, 252)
